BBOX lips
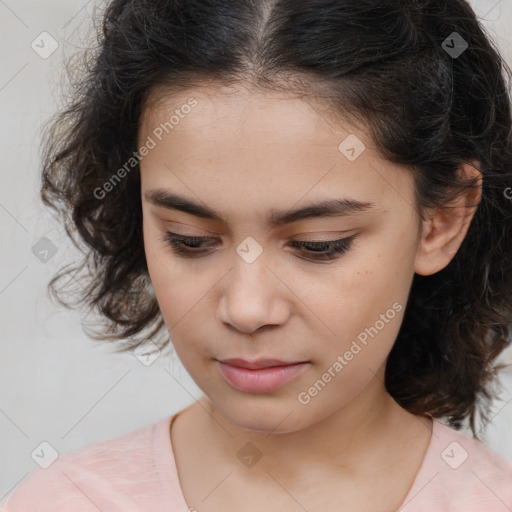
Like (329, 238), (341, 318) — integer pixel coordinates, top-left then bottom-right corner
(218, 358), (304, 369)
(216, 358), (309, 393)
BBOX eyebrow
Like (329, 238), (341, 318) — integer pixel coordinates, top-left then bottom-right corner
(144, 189), (376, 226)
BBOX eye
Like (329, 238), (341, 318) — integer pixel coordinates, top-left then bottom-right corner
(288, 235), (357, 261)
(160, 231), (358, 261)
(160, 232), (217, 257)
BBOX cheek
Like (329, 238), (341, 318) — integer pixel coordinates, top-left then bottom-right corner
(310, 238), (415, 366)
(143, 229), (220, 365)
(148, 264), (211, 350)
(313, 259), (409, 334)
(304, 274), (407, 409)
(314, 273), (406, 368)
(143, 225), (191, 328)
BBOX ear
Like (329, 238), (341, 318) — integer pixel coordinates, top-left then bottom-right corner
(414, 161), (482, 276)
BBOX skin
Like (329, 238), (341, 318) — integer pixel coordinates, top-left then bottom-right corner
(138, 82), (482, 511)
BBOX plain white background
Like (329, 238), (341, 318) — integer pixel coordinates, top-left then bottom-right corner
(1, 0), (512, 502)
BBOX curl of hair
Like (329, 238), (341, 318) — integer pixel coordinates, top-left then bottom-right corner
(41, 0), (512, 437)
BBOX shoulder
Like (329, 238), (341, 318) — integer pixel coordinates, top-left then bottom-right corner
(2, 415), (172, 512)
(403, 417), (512, 511)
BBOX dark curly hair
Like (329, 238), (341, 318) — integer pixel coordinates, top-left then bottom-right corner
(40, 0), (512, 438)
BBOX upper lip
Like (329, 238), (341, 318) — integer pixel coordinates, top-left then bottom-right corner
(218, 358), (305, 370)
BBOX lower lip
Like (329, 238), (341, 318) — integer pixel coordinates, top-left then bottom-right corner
(217, 361), (308, 393)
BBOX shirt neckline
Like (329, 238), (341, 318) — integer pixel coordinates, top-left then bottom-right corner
(153, 408), (192, 510)
(154, 409), (438, 511)
(395, 413), (439, 509)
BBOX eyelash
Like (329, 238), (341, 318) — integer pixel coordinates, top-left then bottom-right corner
(160, 230), (358, 261)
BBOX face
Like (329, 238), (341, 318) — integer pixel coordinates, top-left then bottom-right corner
(138, 82), (422, 433)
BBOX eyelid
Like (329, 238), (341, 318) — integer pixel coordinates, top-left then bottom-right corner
(159, 219), (221, 236)
(163, 225), (356, 240)
(160, 216), (359, 238)
(284, 229), (357, 241)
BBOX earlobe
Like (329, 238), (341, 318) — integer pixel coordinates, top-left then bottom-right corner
(414, 161), (482, 276)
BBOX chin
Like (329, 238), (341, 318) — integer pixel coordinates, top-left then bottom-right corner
(213, 397), (305, 433)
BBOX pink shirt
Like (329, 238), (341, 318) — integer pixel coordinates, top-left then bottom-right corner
(3, 411), (512, 511)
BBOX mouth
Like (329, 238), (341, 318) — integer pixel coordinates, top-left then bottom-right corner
(218, 357), (306, 369)
(215, 358), (309, 393)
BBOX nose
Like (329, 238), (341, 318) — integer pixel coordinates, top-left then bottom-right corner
(216, 255), (291, 334)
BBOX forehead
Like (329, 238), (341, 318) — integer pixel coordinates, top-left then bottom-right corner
(140, 81), (352, 144)
(138, 82), (415, 224)
(138, 81), (375, 180)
